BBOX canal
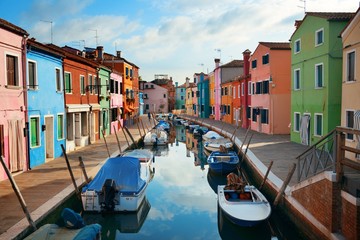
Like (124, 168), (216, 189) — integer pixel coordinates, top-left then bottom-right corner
(36, 124), (307, 240)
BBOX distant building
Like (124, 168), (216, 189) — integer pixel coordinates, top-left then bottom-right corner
(143, 82), (168, 113)
(151, 74), (175, 113)
(175, 81), (186, 111)
(195, 72), (210, 118)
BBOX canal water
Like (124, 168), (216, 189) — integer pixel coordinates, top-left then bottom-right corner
(38, 125), (307, 240)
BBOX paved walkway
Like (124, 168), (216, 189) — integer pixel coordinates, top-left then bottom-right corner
(0, 116), (156, 239)
(182, 115), (309, 186)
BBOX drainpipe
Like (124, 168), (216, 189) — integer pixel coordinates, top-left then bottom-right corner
(22, 35), (31, 170)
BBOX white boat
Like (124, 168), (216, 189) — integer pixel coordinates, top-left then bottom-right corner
(122, 149), (155, 183)
(203, 138), (233, 152)
(202, 130), (223, 141)
(81, 156), (147, 212)
(143, 129), (168, 146)
(217, 184), (271, 227)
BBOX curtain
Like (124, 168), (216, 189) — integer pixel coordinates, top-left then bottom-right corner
(300, 115), (310, 145)
(8, 119), (25, 172)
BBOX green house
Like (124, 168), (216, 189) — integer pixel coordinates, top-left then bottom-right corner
(290, 12), (355, 145)
(98, 66), (111, 136)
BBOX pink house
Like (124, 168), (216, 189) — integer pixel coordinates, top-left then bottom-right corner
(249, 42), (291, 134)
(143, 82), (169, 113)
(110, 71), (123, 134)
(0, 19), (29, 180)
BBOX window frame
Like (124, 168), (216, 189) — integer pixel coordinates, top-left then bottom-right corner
(345, 110), (354, 140)
(262, 53), (269, 65)
(80, 75), (85, 95)
(315, 28), (324, 47)
(314, 113), (323, 137)
(55, 68), (62, 92)
(294, 39), (301, 54)
(64, 72), (72, 93)
(27, 60), (38, 90)
(346, 50), (355, 82)
(315, 63), (324, 89)
(6, 53), (20, 87)
(294, 68), (301, 90)
(57, 114), (64, 140)
(294, 112), (300, 132)
(30, 116), (41, 148)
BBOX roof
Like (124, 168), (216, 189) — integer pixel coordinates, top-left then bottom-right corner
(0, 18), (28, 36)
(259, 42), (291, 50)
(176, 83), (187, 88)
(220, 59), (244, 68)
(27, 39), (64, 58)
(103, 52), (139, 68)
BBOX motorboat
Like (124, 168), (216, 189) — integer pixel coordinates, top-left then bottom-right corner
(122, 149), (155, 183)
(155, 120), (171, 132)
(81, 156), (147, 212)
(143, 129), (168, 146)
(207, 151), (239, 174)
(202, 131), (223, 141)
(203, 138), (233, 152)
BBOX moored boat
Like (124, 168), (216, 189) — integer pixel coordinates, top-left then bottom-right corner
(143, 129), (168, 146)
(207, 151), (239, 174)
(122, 149), (155, 183)
(203, 138), (233, 152)
(81, 156), (147, 212)
(202, 130), (223, 141)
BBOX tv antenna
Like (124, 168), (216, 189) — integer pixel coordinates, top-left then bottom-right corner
(214, 48), (221, 59)
(298, 0), (306, 14)
(40, 20), (53, 43)
(89, 29), (99, 46)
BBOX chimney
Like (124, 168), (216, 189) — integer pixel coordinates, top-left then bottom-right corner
(214, 58), (220, 68)
(242, 49), (251, 76)
(185, 77), (190, 88)
(116, 50), (121, 58)
(175, 82), (178, 87)
(97, 46), (104, 61)
(294, 20), (302, 29)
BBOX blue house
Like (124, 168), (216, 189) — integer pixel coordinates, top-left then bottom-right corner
(195, 73), (209, 118)
(26, 39), (65, 168)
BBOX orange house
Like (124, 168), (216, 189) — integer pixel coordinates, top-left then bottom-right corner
(249, 42), (291, 134)
(220, 81), (234, 124)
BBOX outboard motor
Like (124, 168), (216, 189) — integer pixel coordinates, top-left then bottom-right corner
(101, 179), (116, 211)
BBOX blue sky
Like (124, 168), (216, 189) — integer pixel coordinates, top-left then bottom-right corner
(0, 0), (357, 84)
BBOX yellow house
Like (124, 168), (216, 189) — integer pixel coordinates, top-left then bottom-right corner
(341, 8), (360, 161)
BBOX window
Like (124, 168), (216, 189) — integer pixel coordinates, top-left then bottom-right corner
(64, 72), (72, 93)
(57, 114), (64, 139)
(252, 108), (257, 122)
(251, 59), (257, 69)
(294, 39), (301, 54)
(56, 68), (61, 92)
(130, 69), (133, 78)
(262, 54), (269, 65)
(294, 69), (300, 90)
(315, 63), (324, 88)
(28, 61), (37, 89)
(88, 75), (93, 94)
(294, 112), (300, 132)
(262, 80), (269, 94)
(163, 94), (166, 98)
(314, 114), (323, 136)
(6, 54), (19, 86)
(111, 108), (118, 122)
(115, 80), (119, 94)
(0, 125), (4, 156)
(233, 87), (236, 99)
(256, 82), (261, 94)
(252, 83), (255, 95)
(80, 75), (85, 94)
(247, 107), (251, 119)
(126, 67), (129, 77)
(238, 85), (240, 98)
(241, 83), (244, 96)
(346, 110), (354, 140)
(110, 79), (114, 93)
(94, 77), (99, 94)
(315, 28), (324, 46)
(30, 116), (40, 147)
(260, 109), (269, 124)
(346, 51), (355, 82)
(145, 104), (149, 110)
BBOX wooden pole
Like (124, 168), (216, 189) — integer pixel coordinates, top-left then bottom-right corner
(102, 129), (110, 158)
(140, 118), (147, 135)
(238, 126), (251, 155)
(136, 120), (142, 137)
(124, 126), (136, 145)
(259, 161), (273, 190)
(78, 156), (89, 183)
(244, 133), (254, 156)
(120, 121), (130, 147)
(273, 163), (296, 206)
(220, 121), (225, 133)
(336, 132), (345, 182)
(113, 125), (122, 154)
(60, 144), (80, 195)
(0, 156), (37, 231)
(230, 126), (239, 142)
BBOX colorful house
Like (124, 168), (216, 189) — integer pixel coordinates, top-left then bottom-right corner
(239, 49), (252, 129)
(250, 42), (291, 134)
(232, 74), (241, 127)
(185, 78), (195, 115)
(221, 80), (234, 124)
(0, 19), (29, 180)
(98, 65), (111, 137)
(174, 82), (186, 112)
(151, 75), (176, 113)
(59, 46), (100, 152)
(109, 71), (123, 134)
(341, 8), (360, 162)
(192, 84), (198, 117)
(26, 39), (65, 168)
(208, 72), (215, 119)
(195, 72), (210, 118)
(143, 82), (168, 113)
(290, 12), (355, 145)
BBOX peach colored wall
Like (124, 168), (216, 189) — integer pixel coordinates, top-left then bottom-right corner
(250, 44), (291, 134)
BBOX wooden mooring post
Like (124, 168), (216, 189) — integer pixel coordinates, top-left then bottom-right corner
(119, 121), (130, 147)
(136, 120), (142, 137)
(101, 129), (110, 158)
(259, 161), (273, 190)
(237, 126), (251, 155)
(140, 118), (147, 135)
(0, 156), (37, 231)
(273, 163), (296, 207)
(78, 156), (90, 183)
(60, 144), (80, 196)
(113, 125), (122, 154)
(124, 126), (136, 145)
(230, 126), (239, 142)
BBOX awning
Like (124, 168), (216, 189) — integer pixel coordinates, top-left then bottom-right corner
(89, 103), (101, 111)
(125, 106), (134, 113)
(66, 104), (90, 113)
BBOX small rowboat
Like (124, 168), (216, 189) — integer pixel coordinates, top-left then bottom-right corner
(217, 184), (271, 227)
(207, 151), (239, 174)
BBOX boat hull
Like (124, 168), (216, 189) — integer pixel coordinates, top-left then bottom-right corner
(207, 151), (239, 174)
(217, 185), (271, 227)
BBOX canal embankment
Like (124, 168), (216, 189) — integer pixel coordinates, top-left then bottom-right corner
(0, 115), (155, 240)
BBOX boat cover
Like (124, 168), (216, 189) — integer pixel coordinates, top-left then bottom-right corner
(203, 131), (222, 140)
(82, 156), (145, 193)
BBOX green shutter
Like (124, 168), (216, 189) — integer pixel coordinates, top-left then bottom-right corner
(30, 118), (38, 147)
(58, 115), (63, 139)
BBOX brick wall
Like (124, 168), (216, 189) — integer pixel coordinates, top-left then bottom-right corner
(341, 197), (360, 239)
